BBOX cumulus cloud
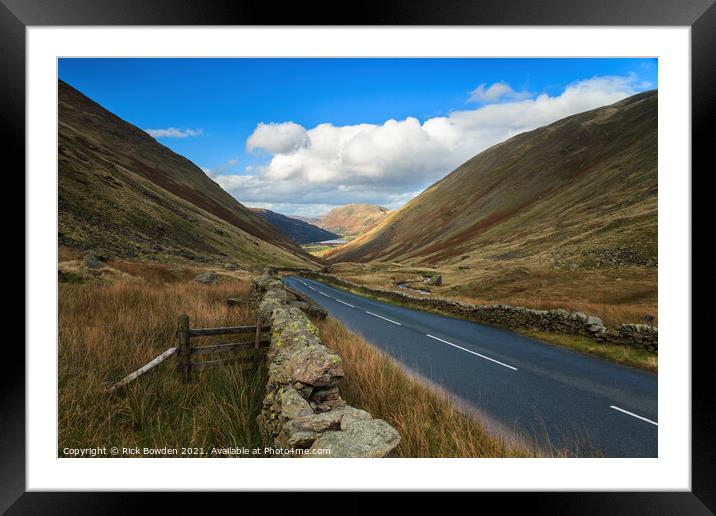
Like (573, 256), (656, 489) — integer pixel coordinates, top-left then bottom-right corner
(246, 122), (308, 154)
(467, 81), (531, 103)
(145, 127), (202, 138)
(218, 75), (644, 216)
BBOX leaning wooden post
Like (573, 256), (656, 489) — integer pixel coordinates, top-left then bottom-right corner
(254, 317), (262, 350)
(177, 314), (192, 384)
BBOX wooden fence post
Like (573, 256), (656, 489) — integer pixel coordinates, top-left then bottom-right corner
(254, 317), (262, 350)
(177, 314), (192, 384)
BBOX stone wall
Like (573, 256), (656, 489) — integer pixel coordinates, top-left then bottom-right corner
(252, 271), (401, 457)
(302, 272), (657, 353)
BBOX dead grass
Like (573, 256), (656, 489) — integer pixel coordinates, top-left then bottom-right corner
(318, 317), (554, 457)
(108, 260), (197, 283)
(58, 272), (267, 457)
(332, 266), (657, 328)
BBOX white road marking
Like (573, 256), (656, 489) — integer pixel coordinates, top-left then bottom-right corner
(318, 291), (331, 297)
(308, 286), (316, 291)
(335, 299), (356, 308)
(609, 406), (658, 426)
(366, 311), (402, 326)
(425, 334), (518, 371)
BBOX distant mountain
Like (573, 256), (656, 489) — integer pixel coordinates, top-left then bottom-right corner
(316, 204), (394, 237)
(58, 80), (320, 268)
(250, 208), (339, 245)
(330, 91), (657, 270)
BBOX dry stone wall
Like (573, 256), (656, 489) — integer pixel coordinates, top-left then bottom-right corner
(303, 272), (658, 353)
(252, 271), (401, 457)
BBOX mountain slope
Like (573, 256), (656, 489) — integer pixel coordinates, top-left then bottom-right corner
(317, 204), (393, 237)
(250, 208), (339, 244)
(330, 91), (657, 272)
(58, 80), (319, 268)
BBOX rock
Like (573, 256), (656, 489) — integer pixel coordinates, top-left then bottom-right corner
(279, 387), (313, 420)
(195, 272), (218, 284)
(339, 407), (373, 430)
(314, 399), (347, 412)
(426, 274), (442, 286)
(289, 301), (310, 311)
(308, 419), (401, 458)
(310, 386), (341, 403)
(224, 262), (240, 271)
(269, 342), (344, 387)
(83, 252), (106, 269)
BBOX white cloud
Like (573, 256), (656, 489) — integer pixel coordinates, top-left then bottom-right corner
(228, 157), (239, 166)
(145, 127), (203, 138)
(467, 81), (531, 104)
(246, 122), (308, 154)
(220, 75), (644, 216)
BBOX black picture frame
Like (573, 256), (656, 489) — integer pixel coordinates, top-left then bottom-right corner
(5, 0), (709, 512)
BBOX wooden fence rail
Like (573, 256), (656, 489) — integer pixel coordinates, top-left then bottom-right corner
(177, 314), (269, 384)
(107, 312), (270, 392)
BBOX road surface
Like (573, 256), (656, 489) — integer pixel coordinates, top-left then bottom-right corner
(284, 276), (658, 457)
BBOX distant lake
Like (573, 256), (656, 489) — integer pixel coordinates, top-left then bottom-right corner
(316, 239), (347, 245)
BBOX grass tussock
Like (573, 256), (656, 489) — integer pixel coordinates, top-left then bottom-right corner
(59, 275), (266, 457)
(318, 317), (545, 458)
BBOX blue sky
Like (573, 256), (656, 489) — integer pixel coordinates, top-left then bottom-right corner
(59, 58), (657, 217)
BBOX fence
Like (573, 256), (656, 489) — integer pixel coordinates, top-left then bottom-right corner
(176, 315), (271, 384)
(107, 313), (270, 393)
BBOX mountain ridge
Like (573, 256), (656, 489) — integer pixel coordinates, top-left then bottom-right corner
(330, 90), (657, 266)
(58, 80), (320, 268)
(250, 208), (339, 245)
(316, 204), (393, 237)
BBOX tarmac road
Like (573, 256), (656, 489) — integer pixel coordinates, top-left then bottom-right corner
(284, 276), (658, 457)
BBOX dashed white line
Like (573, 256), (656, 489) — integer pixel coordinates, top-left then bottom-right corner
(335, 299), (356, 308)
(318, 291), (330, 297)
(308, 286), (316, 291)
(609, 406), (658, 426)
(425, 334), (518, 371)
(365, 311), (402, 326)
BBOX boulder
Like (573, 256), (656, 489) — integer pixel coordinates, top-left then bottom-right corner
(83, 252), (106, 269)
(269, 341), (344, 387)
(279, 387), (314, 420)
(426, 274), (442, 286)
(308, 419), (401, 458)
(195, 272), (218, 284)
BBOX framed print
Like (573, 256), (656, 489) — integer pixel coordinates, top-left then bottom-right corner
(6, 0), (711, 511)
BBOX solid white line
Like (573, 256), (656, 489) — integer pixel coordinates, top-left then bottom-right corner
(365, 311), (402, 326)
(425, 334), (518, 371)
(609, 406), (658, 426)
(335, 299), (356, 308)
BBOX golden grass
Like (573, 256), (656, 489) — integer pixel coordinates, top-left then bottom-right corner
(59, 275), (267, 457)
(332, 267), (657, 328)
(318, 317), (552, 458)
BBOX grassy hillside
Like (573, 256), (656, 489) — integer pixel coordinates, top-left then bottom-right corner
(250, 208), (338, 244)
(328, 91), (657, 324)
(317, 204), (393, 237)
(58, 80), (320, 269)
